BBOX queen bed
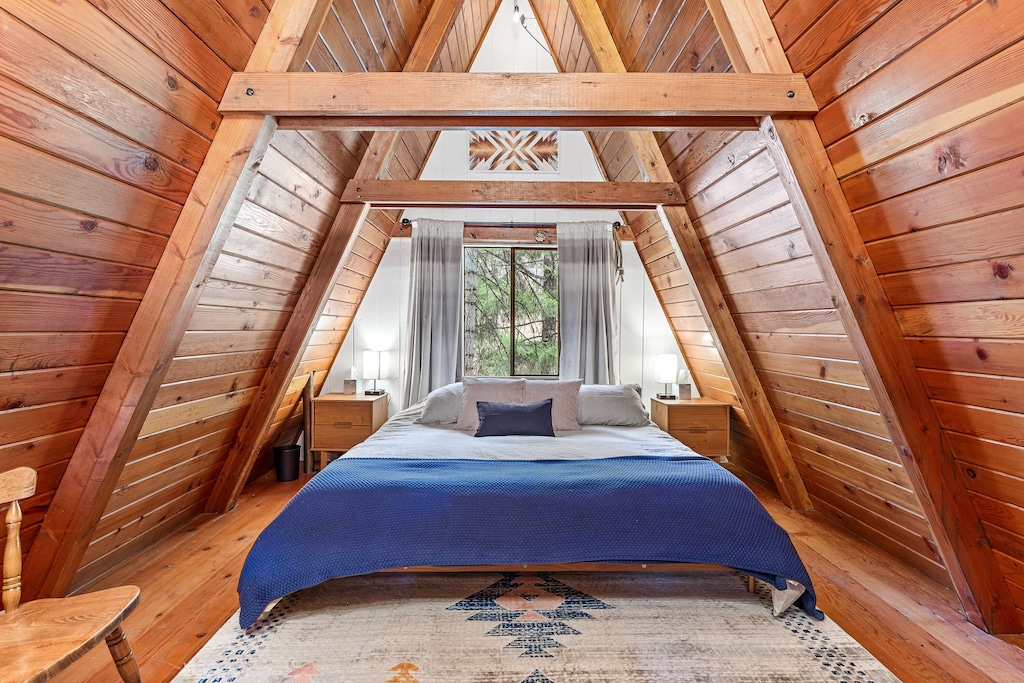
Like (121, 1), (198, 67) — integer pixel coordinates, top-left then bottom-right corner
(237, 381), (821, 627)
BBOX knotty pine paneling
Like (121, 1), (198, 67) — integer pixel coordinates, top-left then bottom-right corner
(0, 0), (262, 567)
(677, 130), (944, 582)
(78, 123), (360, 584)
(780, 0), (1024, 604)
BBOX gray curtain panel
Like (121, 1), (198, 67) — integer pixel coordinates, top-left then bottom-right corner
(557, 221), (620, 384)
(402, 219), (464, 407)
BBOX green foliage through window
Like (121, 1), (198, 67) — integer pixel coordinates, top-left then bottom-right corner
(464, 247), (558, 376)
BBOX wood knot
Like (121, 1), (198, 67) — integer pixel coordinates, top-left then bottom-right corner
(1, 220), (13, 228)
(938, 145), (966, 172)
(856, 112), (877, 126)
(976, 346), (989, 360)
(991, 261), (1013, 279)
(143, 155), (159, 172)
(80, 219), (99, 232)
(249, 4), (261, 17)
(165, 75), (178, 90)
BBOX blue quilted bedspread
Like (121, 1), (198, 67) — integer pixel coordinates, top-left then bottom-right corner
(238, 454), (821, 626)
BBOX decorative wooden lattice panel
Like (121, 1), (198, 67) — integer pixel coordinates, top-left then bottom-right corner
(469, 130), (558, 172)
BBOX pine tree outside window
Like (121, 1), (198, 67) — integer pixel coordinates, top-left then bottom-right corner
(463, 246), (558, 377)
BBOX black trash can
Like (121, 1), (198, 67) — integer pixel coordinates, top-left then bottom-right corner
(273, 444), (301, 482)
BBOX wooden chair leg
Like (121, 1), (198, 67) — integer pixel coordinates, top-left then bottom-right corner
(747, 575), (756, 593)
(104, 625), (142, 683)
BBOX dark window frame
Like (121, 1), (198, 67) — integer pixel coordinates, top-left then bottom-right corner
(463, 244), (559, 378)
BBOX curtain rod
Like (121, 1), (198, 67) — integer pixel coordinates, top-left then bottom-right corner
(399, 219), (627, 228)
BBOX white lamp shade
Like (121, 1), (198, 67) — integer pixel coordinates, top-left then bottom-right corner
(654, 354), (678, 384)
(362, 350), (381, 380)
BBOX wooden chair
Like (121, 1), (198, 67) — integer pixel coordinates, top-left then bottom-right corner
(1, 467), (142, 683)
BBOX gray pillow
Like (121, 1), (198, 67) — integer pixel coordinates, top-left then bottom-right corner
(455, 377), (526, 430)
(523, 378), (583, 431)
(415, 382), (462, 424)
(577, 383), (652, 426)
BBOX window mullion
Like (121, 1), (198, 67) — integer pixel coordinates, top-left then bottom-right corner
(509, 247), (517, 377)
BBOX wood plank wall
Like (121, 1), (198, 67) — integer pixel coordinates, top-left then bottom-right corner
(75, 0), (504, 583)
(676, 130), (944, 583)
(531, 0), (773, 485)
(76, 127), (353, 587)
(768, 0), (1024, 620)
(0, 0), (270, 568)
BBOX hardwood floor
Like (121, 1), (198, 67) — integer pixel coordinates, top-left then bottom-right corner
(48, 470), (1024, 682)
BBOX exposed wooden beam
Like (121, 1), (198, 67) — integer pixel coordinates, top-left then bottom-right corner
(562, 0), (811, 510)
(341, 180), (684, 209)
(705, 0), (1019, 633)
(221, 72), (817, 120)
(206, 0), (467, 513)
(276, 115), (759, 131)
(21, 0), (336, 600)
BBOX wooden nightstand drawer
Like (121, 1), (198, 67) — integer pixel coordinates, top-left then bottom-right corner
(660, 404), (727, 431)
(312, 402), (375, 426)
(651, 397), (730, 458)
(312, 422), (374, 450)
(667, 425), (728, 456)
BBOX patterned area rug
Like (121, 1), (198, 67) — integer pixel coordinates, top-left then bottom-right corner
(173, 571), (898, 683)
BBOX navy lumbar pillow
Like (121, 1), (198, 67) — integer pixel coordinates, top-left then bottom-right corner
(475, 398), (555, 437)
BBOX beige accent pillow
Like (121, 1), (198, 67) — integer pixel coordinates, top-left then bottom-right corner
(455, 377), (526, 431)
(523, 378), (583, 431)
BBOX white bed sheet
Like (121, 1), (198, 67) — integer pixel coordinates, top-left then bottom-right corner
(340, 401), (698, 461)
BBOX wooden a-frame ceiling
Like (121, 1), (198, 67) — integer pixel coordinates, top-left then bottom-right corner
(20, 0), (1019, 636)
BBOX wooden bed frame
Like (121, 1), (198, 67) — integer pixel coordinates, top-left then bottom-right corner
(381, 562), (758, 593)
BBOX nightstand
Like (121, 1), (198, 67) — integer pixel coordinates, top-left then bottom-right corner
(309, 393), (388, 470)
(650, 397), (730, 459)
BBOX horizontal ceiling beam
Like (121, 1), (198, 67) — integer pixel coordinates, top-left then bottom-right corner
(274, 116), (760, 131)
(220, 73), (817, 125)
(342, 180), (684, 209)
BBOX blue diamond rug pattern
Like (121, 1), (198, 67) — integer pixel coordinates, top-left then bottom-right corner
(447, 573), (613, 657)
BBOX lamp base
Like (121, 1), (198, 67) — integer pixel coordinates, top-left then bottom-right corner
(656, 393), (677, 400)
(364, 389), (386, 396)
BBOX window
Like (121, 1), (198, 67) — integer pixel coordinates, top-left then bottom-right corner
(463, 247), (558, 376)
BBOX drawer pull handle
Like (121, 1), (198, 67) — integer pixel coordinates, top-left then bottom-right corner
(333, 421), (353, 428)
(687, 426), (708, 434)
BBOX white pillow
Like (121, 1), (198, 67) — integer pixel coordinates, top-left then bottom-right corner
(415, 382), (462, 424)
(523, 378), (583, 431)
(577, 383), (651, 426)
(455, 377), (525, 431)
